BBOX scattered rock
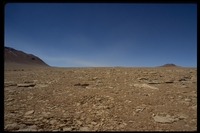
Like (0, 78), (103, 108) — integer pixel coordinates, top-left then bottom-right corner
(153, 114), (175, 123)
(27, 125), (38, 130)
(149, 72), (157, 74)
(18, 124), (26, 129)
(181, 85), (188, 88)
(4, 81), (17, 87)
(74, 83), (81, 86)
(81, 83), (89, 87)
(50, 119), (57, 125)
(134, 84), (159, 90)
(185, 99), (192, 102)
(79, 126), (90, 131)
(35, 84), (48, 88)
(137, 77), (148, 80)
(178, 114), (188, 120)
(4, 123), (19, 130)
(24, 110), (34, 116)
(4, 67), (197, 131)
(92, 77), (98, 80)
(191, 105), (197, 110)
(6, 98), (14, 102)
(17, 83), (36, 87)
(63, 127), (72, 131)
(135, 104), (146, 113)
(97, 80), (102, 83)
(165, 81), (174, 83)
(42, 112), (51, 118)
(17, 125), (38, 131)
(76, 120), (83, 126)
(24, 80), (34, 83)
(148, 80), (160, 84)
(91, 122), (97, 125)
(191, 76), (197, 81)
(179, 78), (186, 81)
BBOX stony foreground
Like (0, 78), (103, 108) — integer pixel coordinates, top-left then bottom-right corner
(4, 67), (197, 131)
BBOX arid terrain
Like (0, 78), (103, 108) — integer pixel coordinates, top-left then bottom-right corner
(4, 65), (197, 131)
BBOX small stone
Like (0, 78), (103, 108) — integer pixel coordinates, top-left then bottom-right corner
(59, 124), (66, 127)
(135, 109), (141, 113)
(81, 83), (89, 86)
(23, 115), (33, 118)
(5, 123), (19, 130)
(137, 77), (148, 80)
(52, 130), (59, 132)
(24, 80), (34, 83)
(74, 83), (81, 86)
(178, 95), (183, 99)
(50, 119), (57, 125)
(119, 124), (125, 128)
(91, 122), (97, 125)
(165, 81), (174, 83)
(96, 98), (101, 101)
(17, 83), (36, 87)
(33, 80), (39, 83)
(76, 120), (83, 125)
(179, 78), (186, 81)
(178, 114), (188, 120)
(4, 81), (17, 87)
(153, 114), (175, 123)
(79, 126), (89, 131)
(149, 72), (157, 74)
(24, 110), (34, 116)
(185, 99), (192, 102)
(97, 80), (102, 83)
(28, 125), (38, 130)
(133, 111), (136, 116)
(181, 85), (188, 88)
(17, 125), (38, 131)
(148, 80), (160, 84)
(180, 101), (190, 106)
(6, 98), (14, 102)
(42, 112), (51, 118)
(142, 84), (159, 90)
(92, 77), (98, 80)
(63, 127), (72, 131)
(18, 124), (26, 129)
(191, 105), (197, 110)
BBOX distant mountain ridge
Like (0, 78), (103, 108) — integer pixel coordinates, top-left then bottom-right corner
(4, 46), (49, 67)
(159, 63), (179, 67)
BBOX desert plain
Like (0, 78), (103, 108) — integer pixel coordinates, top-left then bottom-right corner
(4, 65), (197, 131)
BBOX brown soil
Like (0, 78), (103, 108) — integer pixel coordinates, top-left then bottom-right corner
(4, 65), (197, 131)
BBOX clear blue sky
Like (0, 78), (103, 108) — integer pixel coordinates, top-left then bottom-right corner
(4, 3), (197, 67)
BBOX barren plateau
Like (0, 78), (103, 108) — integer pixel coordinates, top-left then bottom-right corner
(4, 66), (197, 131)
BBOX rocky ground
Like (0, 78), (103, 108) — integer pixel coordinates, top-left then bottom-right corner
(4, 66), (197, 131)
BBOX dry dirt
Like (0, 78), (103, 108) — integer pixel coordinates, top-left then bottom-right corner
(4, 66), (197, 131)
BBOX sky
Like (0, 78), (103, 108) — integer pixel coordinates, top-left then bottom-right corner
(4, 3), (197, 67)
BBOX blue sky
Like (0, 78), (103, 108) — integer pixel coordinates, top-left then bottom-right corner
(4, 3), (197, 67)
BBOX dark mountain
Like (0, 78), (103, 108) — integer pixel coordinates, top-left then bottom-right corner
(4, 46), (49, 67)
(159, 63), (178, 67)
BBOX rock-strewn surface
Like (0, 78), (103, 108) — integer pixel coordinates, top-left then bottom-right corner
(4, 67), (197, 131)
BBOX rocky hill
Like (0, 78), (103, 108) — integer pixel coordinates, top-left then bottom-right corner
(159, 63), (178, 67)
(4, 46), (49, 67)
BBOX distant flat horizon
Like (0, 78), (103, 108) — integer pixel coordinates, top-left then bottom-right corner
(5, 42), (196, 68)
